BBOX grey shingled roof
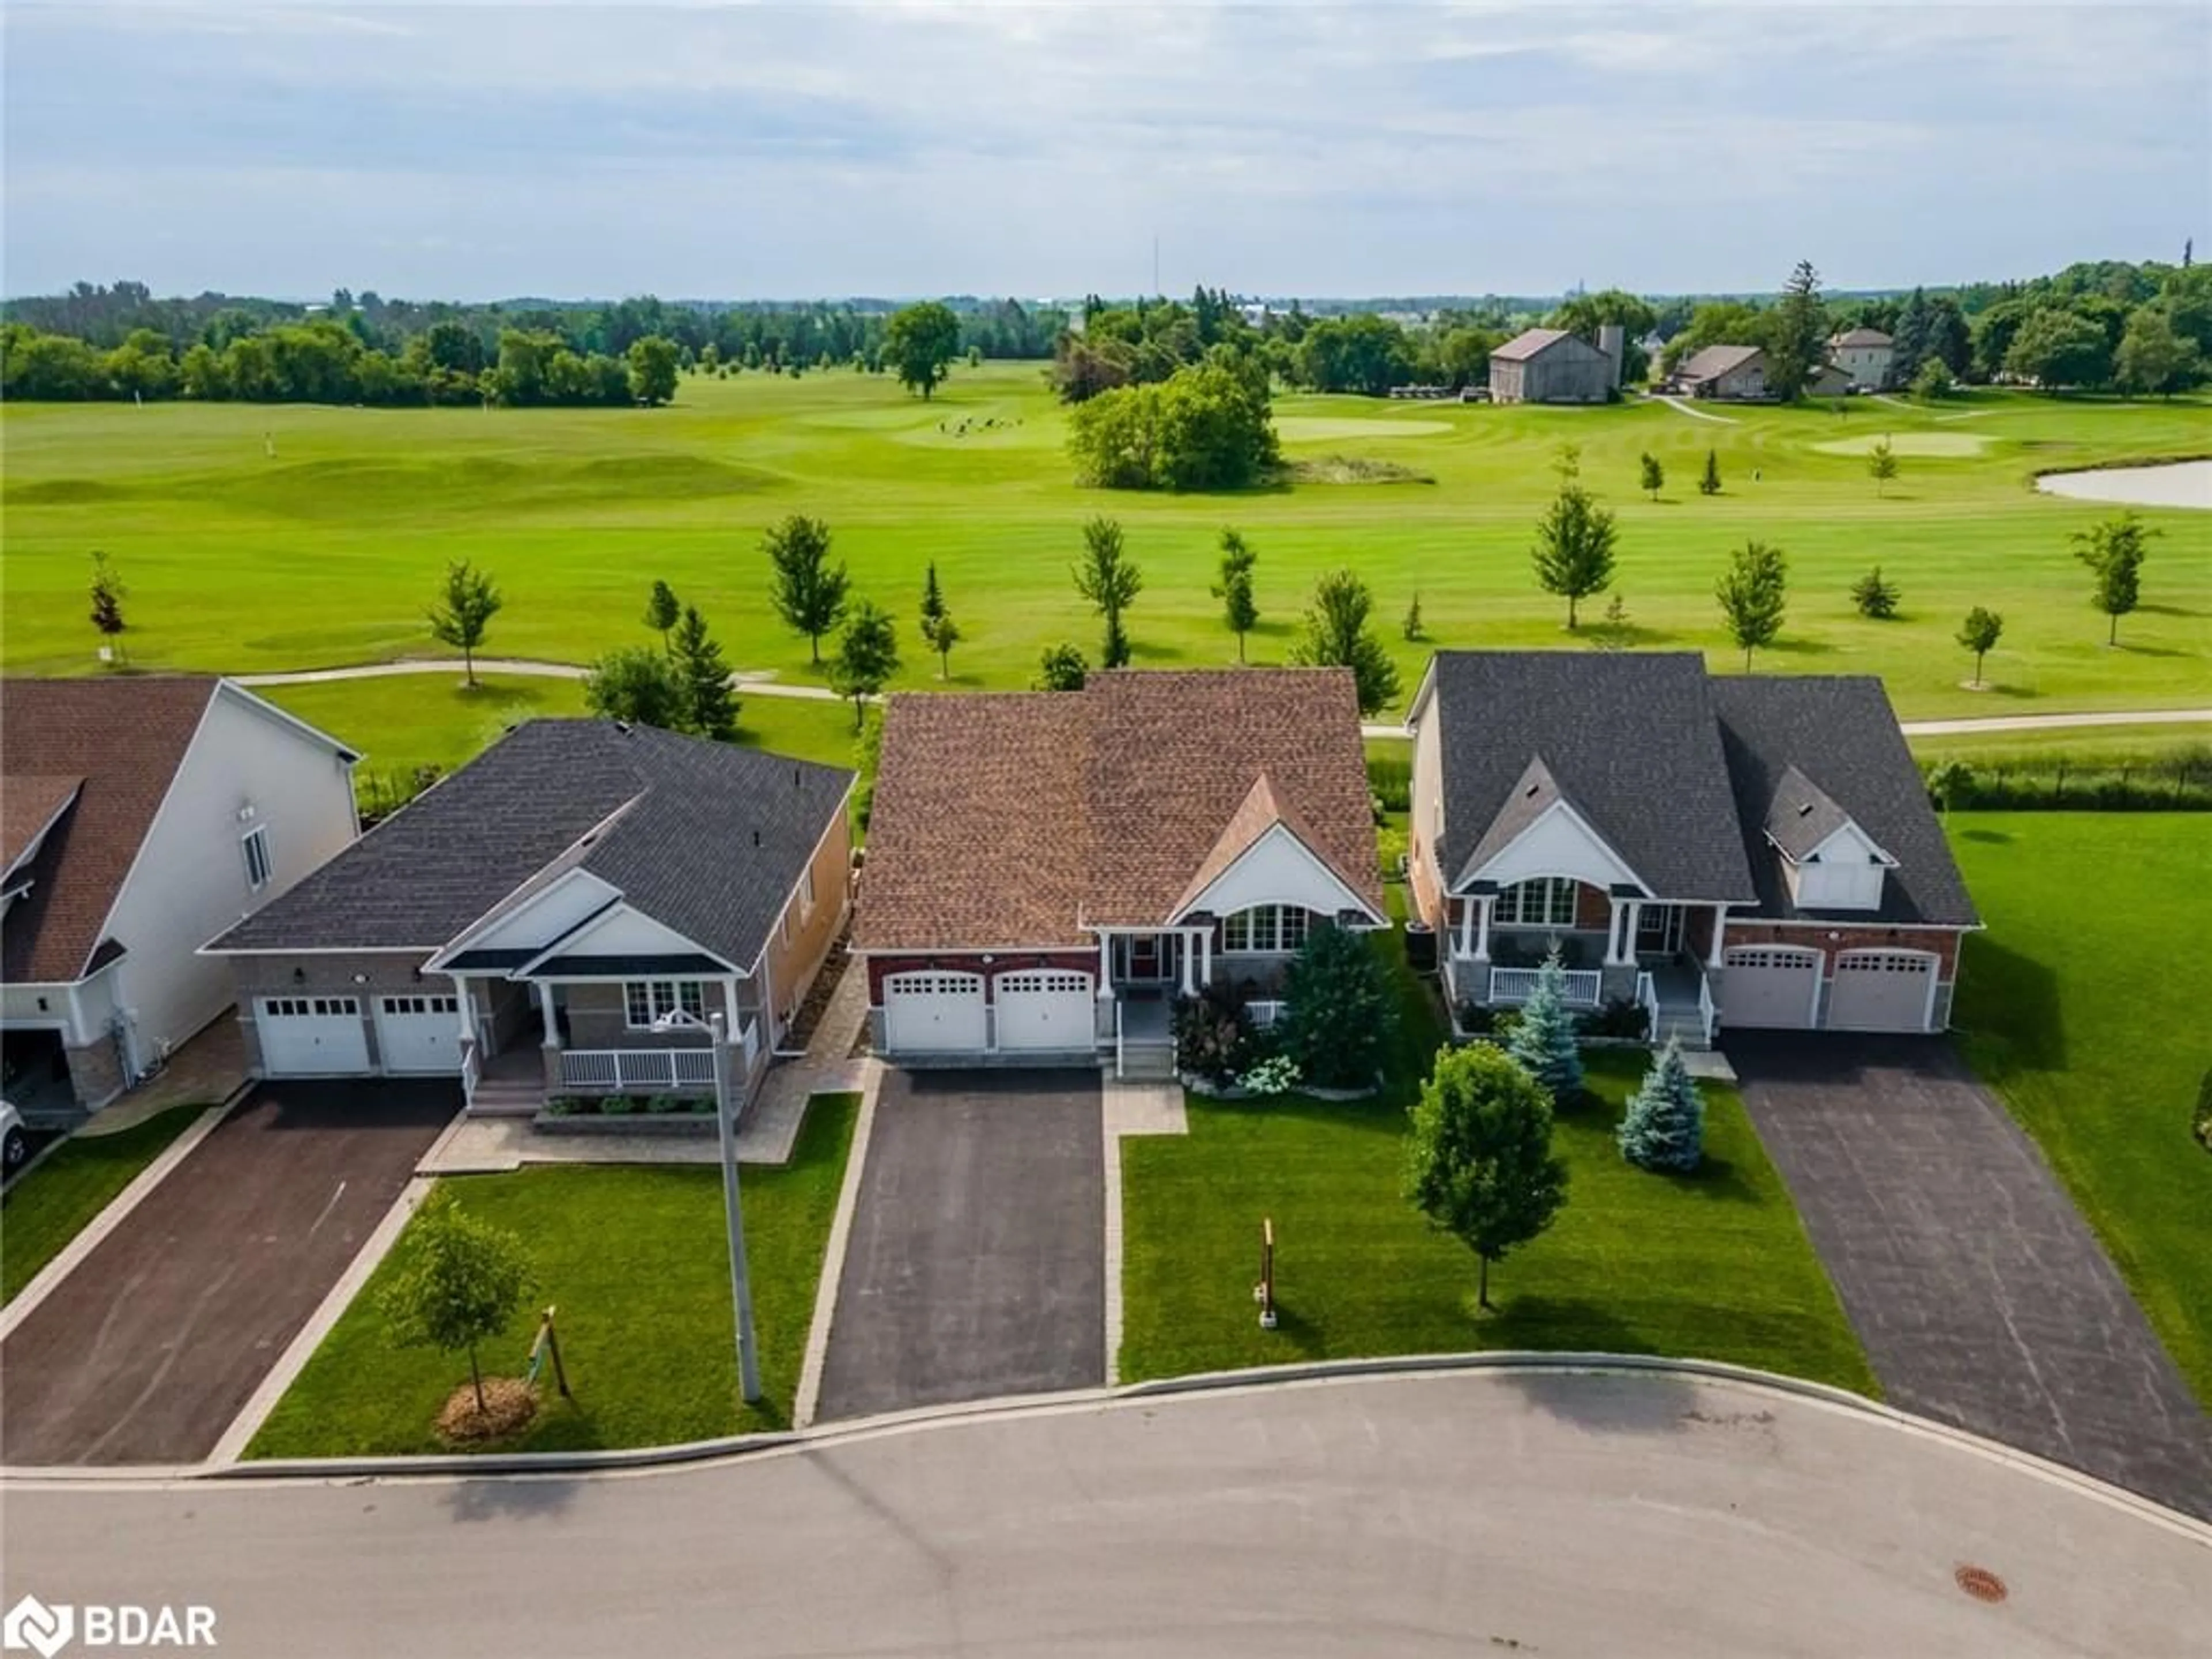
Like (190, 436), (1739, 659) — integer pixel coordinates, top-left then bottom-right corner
(1424, 653), (1759, 903)
(1762, 764), (1856, 862)
(210, 721), (853, 967)
(1710, 677), (1976, 927)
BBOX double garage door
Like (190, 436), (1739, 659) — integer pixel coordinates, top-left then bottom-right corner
(256, 993), (462, 1077)
(881, 971), (1093, 1055)
(1721, 948), (1937, 1033)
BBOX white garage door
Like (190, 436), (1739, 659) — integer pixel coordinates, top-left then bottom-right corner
(1722, 948), (1821, 1029)
(374, 993), (463, 1074)
(1826, 950), (1937, 1032)
(257, 995), (369, 1075)
(994, 971), (1094, 1051)
(882, 972), (986, 1054)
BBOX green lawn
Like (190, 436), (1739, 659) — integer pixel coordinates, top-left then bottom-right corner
(1907, 723), (2212, 767)
(1, 1106), (206, 1304)
(1119, 893), (1874, 1393)
(6, 367), (2207, 721)
(1949, 813), (2212, 1406)
(246, 1093), (858, 1457)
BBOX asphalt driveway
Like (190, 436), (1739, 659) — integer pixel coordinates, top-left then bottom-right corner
(815, 1069), (1103, 1421)
(1728, 1033), (2212, 1520)
(0, 1080), (456, 1466)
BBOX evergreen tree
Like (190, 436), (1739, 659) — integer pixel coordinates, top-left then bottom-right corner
(1616, 1039), (1705, 1173)
(1716, 540), (1788, 669)
(1868, 435), (1899, 496)
(1892, 286), (1932, 384)
(1277, 923), (1395, 1090)
(87, 550), (128, 666)
(1699, 448), (1722, 495)
(670, 605), (738, 738)
(1036, 641), (1089, 691)
(1638, 451), (1664, 501)
(1402, 591), (1425, 642)
(1506, 946), (1585, 1106)
(1290, 569), (1401, 716)
(763, 513), (849, 663)
(1404, 1044), (1569, 1311)
(427, 559), (502, 688)
(643, 579), (680, 649)
(919, 562), (961, 680)
(1767, 258), (1826, 401)
(2072, 511), (2157, 645)
(1073, 515), (1142, 669)
(1851, 566), (1901, 620)
(1957, 606), (2003, 688)
(830, 600), (900, 729)
(1211, 528), (1259, 662)
(1530, 474), (1619, 629)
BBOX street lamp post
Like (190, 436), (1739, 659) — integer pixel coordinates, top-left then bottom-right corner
(655, 1008), (761, 1403)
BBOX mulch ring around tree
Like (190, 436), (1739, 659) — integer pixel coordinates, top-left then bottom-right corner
(436, 1377), (539, 1446)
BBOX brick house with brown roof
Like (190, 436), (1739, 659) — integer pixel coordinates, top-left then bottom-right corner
(853, 669), (1387, 1075)
(2, 677), (359, 1120)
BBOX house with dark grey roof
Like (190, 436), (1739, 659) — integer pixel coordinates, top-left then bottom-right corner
(204, 720), (855, 1113)
(2, 677), (359, 1122)
(854, 669), (1385, 1076)
(1406, 652), (1977, 1046)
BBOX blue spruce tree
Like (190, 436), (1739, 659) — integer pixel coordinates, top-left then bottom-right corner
(1506, 945), (1584, 1105)
(1618, 1037), (1705, 1172)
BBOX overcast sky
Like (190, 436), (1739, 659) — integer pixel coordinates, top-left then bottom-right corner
(5, 2), (2206, 302)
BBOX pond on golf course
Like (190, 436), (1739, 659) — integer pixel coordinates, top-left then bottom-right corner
(2034, 458), (2212, 509)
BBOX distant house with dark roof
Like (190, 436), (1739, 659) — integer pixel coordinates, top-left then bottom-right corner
(204, 721), (854, 1112)
(2, 677), (358, 1120)
(853, 669), (1385, 1075)
(1487, 326), (1624, 404)
(1406, 652), (1976, 1046)
(1828, 327), (1896, 391)
(1669, 343), (1770, 400)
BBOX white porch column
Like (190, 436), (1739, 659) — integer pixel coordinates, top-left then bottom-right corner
(1457, 899), (1474, 959)
(1707, 904), (1728, 968)
(1180, 931), (1198, 996)
(1605, 897), (1627, 965)
(722, 975), (743, 1036)
(1623, 900), (1642, 962)
(451, 975), (475, 1042)
(1473, 895), (1494, 961)
(536, 983), (560, 1050)
(1097, 932), (1114, 998)
(1199, 927), (1212, 988)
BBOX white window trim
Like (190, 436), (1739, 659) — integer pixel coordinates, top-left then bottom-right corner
(241, 824), (273, 891)
(1221, 904), (1316, 956)
(1495, 877), (1577, 929)
(622, 979), (708, 1031)
(799, 866), (817, 923)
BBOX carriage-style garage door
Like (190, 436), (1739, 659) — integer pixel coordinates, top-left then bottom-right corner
(256, 996), (369, 1075)
(993, 971), (1093, 1051)
(1825, 950), (1937, 1032)
(374, 993), (464, 1074)
(882, 972), (987, 1054)
(1721, 948), (1821, 1029)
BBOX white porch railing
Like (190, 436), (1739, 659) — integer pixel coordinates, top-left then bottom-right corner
(1246, 1000), (1287, 1029)
(1635, 972), (1658, 1040)
(1697, 974), (1717, 1046)
(558, 1046), (724, 1092)
(460, 1036), (480, 1108)
(1113, 999), (1124, 1081)
(1486, 966), (1603, 1007)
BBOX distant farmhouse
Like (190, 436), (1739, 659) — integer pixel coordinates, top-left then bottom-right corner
(1487, 325), (1625, 404)
(1669, 343), (1853, 402)
(1828, 327), (1896, 392)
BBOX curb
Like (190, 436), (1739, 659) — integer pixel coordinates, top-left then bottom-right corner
(0, 1095), (238, 1340)
(791, 1062), (884, 1429)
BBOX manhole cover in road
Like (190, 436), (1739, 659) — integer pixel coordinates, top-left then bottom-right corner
(1955, 1565), (2008, 1604)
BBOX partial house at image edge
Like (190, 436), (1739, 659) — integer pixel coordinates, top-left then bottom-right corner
(1405, 652), (1976, 1048)
(2, 676), (359, 1122)
(853, 668), (1385, 1076)
(203, 719), (855, 1113)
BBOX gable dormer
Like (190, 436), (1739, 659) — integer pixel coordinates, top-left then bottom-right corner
(1763, 765), (1895, 912)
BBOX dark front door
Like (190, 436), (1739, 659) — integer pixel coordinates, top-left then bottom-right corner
(1637, 904), (1684, 955)
(1119, 933), (1177, 985)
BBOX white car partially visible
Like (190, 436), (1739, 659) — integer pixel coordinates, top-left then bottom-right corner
(1, 1099), (27, 1172)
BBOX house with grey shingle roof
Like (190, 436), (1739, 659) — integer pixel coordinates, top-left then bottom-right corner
(853, 669), (1385, 1075)
(2, 676), (359, 1122)
(1406, 652), (1976, 1047)
(204, 720), (854, 1113)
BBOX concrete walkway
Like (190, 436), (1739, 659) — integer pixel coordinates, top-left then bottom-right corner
(80, 1019), (247, 1134)
(1648, 392), (1740, 423)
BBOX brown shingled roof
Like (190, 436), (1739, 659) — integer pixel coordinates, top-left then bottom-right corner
(2, 677), (219, 983)
(4, 775), (84, 872)
(855, 669), (1384, 952)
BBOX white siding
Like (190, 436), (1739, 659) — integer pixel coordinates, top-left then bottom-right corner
(1177, 824), (1370, 923)
(105, 684), (357, 1059)
(537, 901), (717, 963)
(454, 870), (623, 954)
(1468, 801), (1641, 893)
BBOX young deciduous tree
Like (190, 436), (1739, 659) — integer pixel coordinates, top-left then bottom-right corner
(1403, 1043), (1569, 1311)
(882, 301), (962, 399)
(2072, 511), (2157, 645)
(1851, 566), (1901, 619)
(1716, 540), (1788, 669)
(643, 579), (680, 649)
(1911, 359), (1956, 400)
(427, 559), (502, 688)
(625, 335), (680, 406)
(1617, 1038), (1706, 1173)
(1073, 515), (1142, 669)
(671, 605), (738, 738)
(2113, 307), (2201, 397)
(1505, 945), (1585, 1106)
(763, 513), (849, 663)
(1698, 447), (1722, 495)
(1530, 475), (1619, 629)
(918, 562), (961, 680)
(88, 550), (128, 666)
(1211, 528), (1259, 662)
(1925, 759), (1973, 818)
(1868, 435), (1899, 496)
(830, 600), (899, 729)
(1290, 569), (1402, 717)
(1638, 451), (1664, 501)
(1956, 606), (2003, 688)
(584, 644), (687, 730)
(376, 1190), (536, 1417)
(1036, 641), (1089, 691)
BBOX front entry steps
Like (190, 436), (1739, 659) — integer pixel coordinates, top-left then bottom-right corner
(467, 1077), (544, 1118)
(1115, 1041), (1177, 1082)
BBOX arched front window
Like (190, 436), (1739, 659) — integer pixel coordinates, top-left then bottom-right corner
(1221, 905), (1318, 954)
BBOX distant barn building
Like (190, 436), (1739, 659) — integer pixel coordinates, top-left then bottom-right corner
(1828, 328), (1896, 392)
(1487, 325), (1623, 404)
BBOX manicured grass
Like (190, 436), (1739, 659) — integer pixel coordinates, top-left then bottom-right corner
(1949, 813), (2212, 1407)
(1907, 723), (2212, 767)
(246, 1093), (858, 1456)
(1119, 893), (1874, 1393)
(6, 368), (2207, 719)
(1, 1106), (206, 1304)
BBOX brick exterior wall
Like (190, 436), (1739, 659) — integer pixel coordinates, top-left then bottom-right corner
(65, 1036), (127, 1110)
(1725, 920), (1964, 978)
(228, 950), (433, 1073)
